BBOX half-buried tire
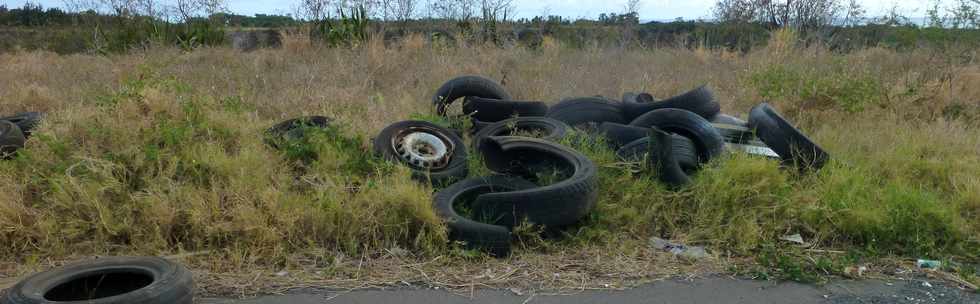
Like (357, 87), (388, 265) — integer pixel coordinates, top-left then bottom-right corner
(265, 116), (332, 149)
(616, 135), (699, 171)
(433, 75), (512, 116)
(596, 122), (649, 149)
(472, 117), (569, 149)
(647, 127), (691, 188)
(748, 102), (829, 171)
(473, 136), (598, 228)
(2, 256), (193, 304)
(373, 120), (468, 185)
(630, 108), (725, 164)
(433, 176), (538, 257)
(0, 120), (26, 159)
(0, 112), (43, 138)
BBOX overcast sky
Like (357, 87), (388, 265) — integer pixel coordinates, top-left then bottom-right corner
(3, 0), (931, 20)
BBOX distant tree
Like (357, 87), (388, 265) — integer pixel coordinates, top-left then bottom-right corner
(712, 0), (861, 31)
(950, 0), (979, 28)
(427, 0), (475, 21)
(379, 0), (416, 21)
(926, 0), (947, 28)
(625, 0), (641, 20)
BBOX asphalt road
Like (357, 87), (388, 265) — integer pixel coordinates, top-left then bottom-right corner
(199, 276), (979, 304)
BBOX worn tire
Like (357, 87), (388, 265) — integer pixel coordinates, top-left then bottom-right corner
(472, 117), (569, 149)
(473, 136), (598, 228)
(433, 75), (512, 116)
(616, 135), (699, 171)
(433, 176), (538, 257)
(596, 122), (649, 149)
(647, 127), (691, 188)
(0, 112), (42, 138)
(462, 97), (548, 122)
(264, 116), (332, 148)
(622, 92), (656, 104)
(622, 85), (721, 121)
(0, 120), (26, 158)
(546, 97), (626, 129)
(1, 256), (193, 304)
(373, 121), (468, 185)
(471, 119), (493, 133)
(748, 103), (829, 171)
(629, 108), (725, 164)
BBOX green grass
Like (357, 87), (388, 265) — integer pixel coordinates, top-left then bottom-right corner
(0, 39), (977, 288)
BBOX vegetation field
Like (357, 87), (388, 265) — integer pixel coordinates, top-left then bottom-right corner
(0, 31), (978, 294)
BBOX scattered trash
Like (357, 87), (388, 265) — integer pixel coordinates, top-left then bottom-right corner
(843, 266), (867, 278)
(779, 233), (806, 244)
(275, 271), (289, 277)
(649, 237), (709, 260)
(917, 259), (942, 269)
(921, 281), (933, 288)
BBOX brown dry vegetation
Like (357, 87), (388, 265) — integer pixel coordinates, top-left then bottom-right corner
(0, 32), (978, 295)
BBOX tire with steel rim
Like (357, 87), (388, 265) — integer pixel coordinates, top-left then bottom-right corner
(373, 120), (468, 184)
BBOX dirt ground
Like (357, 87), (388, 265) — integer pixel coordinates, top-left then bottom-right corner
(199, 275), (979, 304)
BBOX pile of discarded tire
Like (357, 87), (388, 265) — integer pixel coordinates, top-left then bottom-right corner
(0, 112), (42, 160)
(1, 77), (831, 301)
(371, 75), (830, 256)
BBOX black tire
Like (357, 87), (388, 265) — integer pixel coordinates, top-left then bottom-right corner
(0, 120), (26, 158)
(462, 97), (548, 122)
(596, 122), (649, 149)
(621, 85), (721, 121)
(629, 108), (725, 164)
(615, 134), (699, 171)
(545, 97), (626, 129)
(622, 92), (656, 104)
(433, 176), (538, 257)
(472, 117), (569, 149)
(2, 256), (193, 304)
(0, 112), (43, 138)
(748, 103), (829, 171)
(373, 121), (468, 185)
(647, 127), (691, 188)
(433, 75), (512, 116)
(471, 119), (493, 133)
(473, 136), (598, 228)
(264, 116), (332, 148)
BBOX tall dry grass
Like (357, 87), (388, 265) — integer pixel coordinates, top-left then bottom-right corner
(0, 32), (978, 288)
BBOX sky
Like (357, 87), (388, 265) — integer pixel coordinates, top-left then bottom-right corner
(3, 0), (932, 21)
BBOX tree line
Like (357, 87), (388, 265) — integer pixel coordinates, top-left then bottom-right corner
(2, 0), (980, 53)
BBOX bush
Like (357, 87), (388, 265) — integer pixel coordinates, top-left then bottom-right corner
(749, 62), (883, 112)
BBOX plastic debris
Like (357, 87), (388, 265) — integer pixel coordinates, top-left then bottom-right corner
(649, 237), (709, 259)
(843, 266), (867, 278)
(779, 234), (806, 244)
(917, 259), (942, 269)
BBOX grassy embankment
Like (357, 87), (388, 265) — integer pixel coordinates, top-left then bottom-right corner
(0, 30), (977, 292)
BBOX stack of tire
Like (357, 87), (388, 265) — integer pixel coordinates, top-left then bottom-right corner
(370, 75), (828, 256)
(0, 112), (42, 160)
